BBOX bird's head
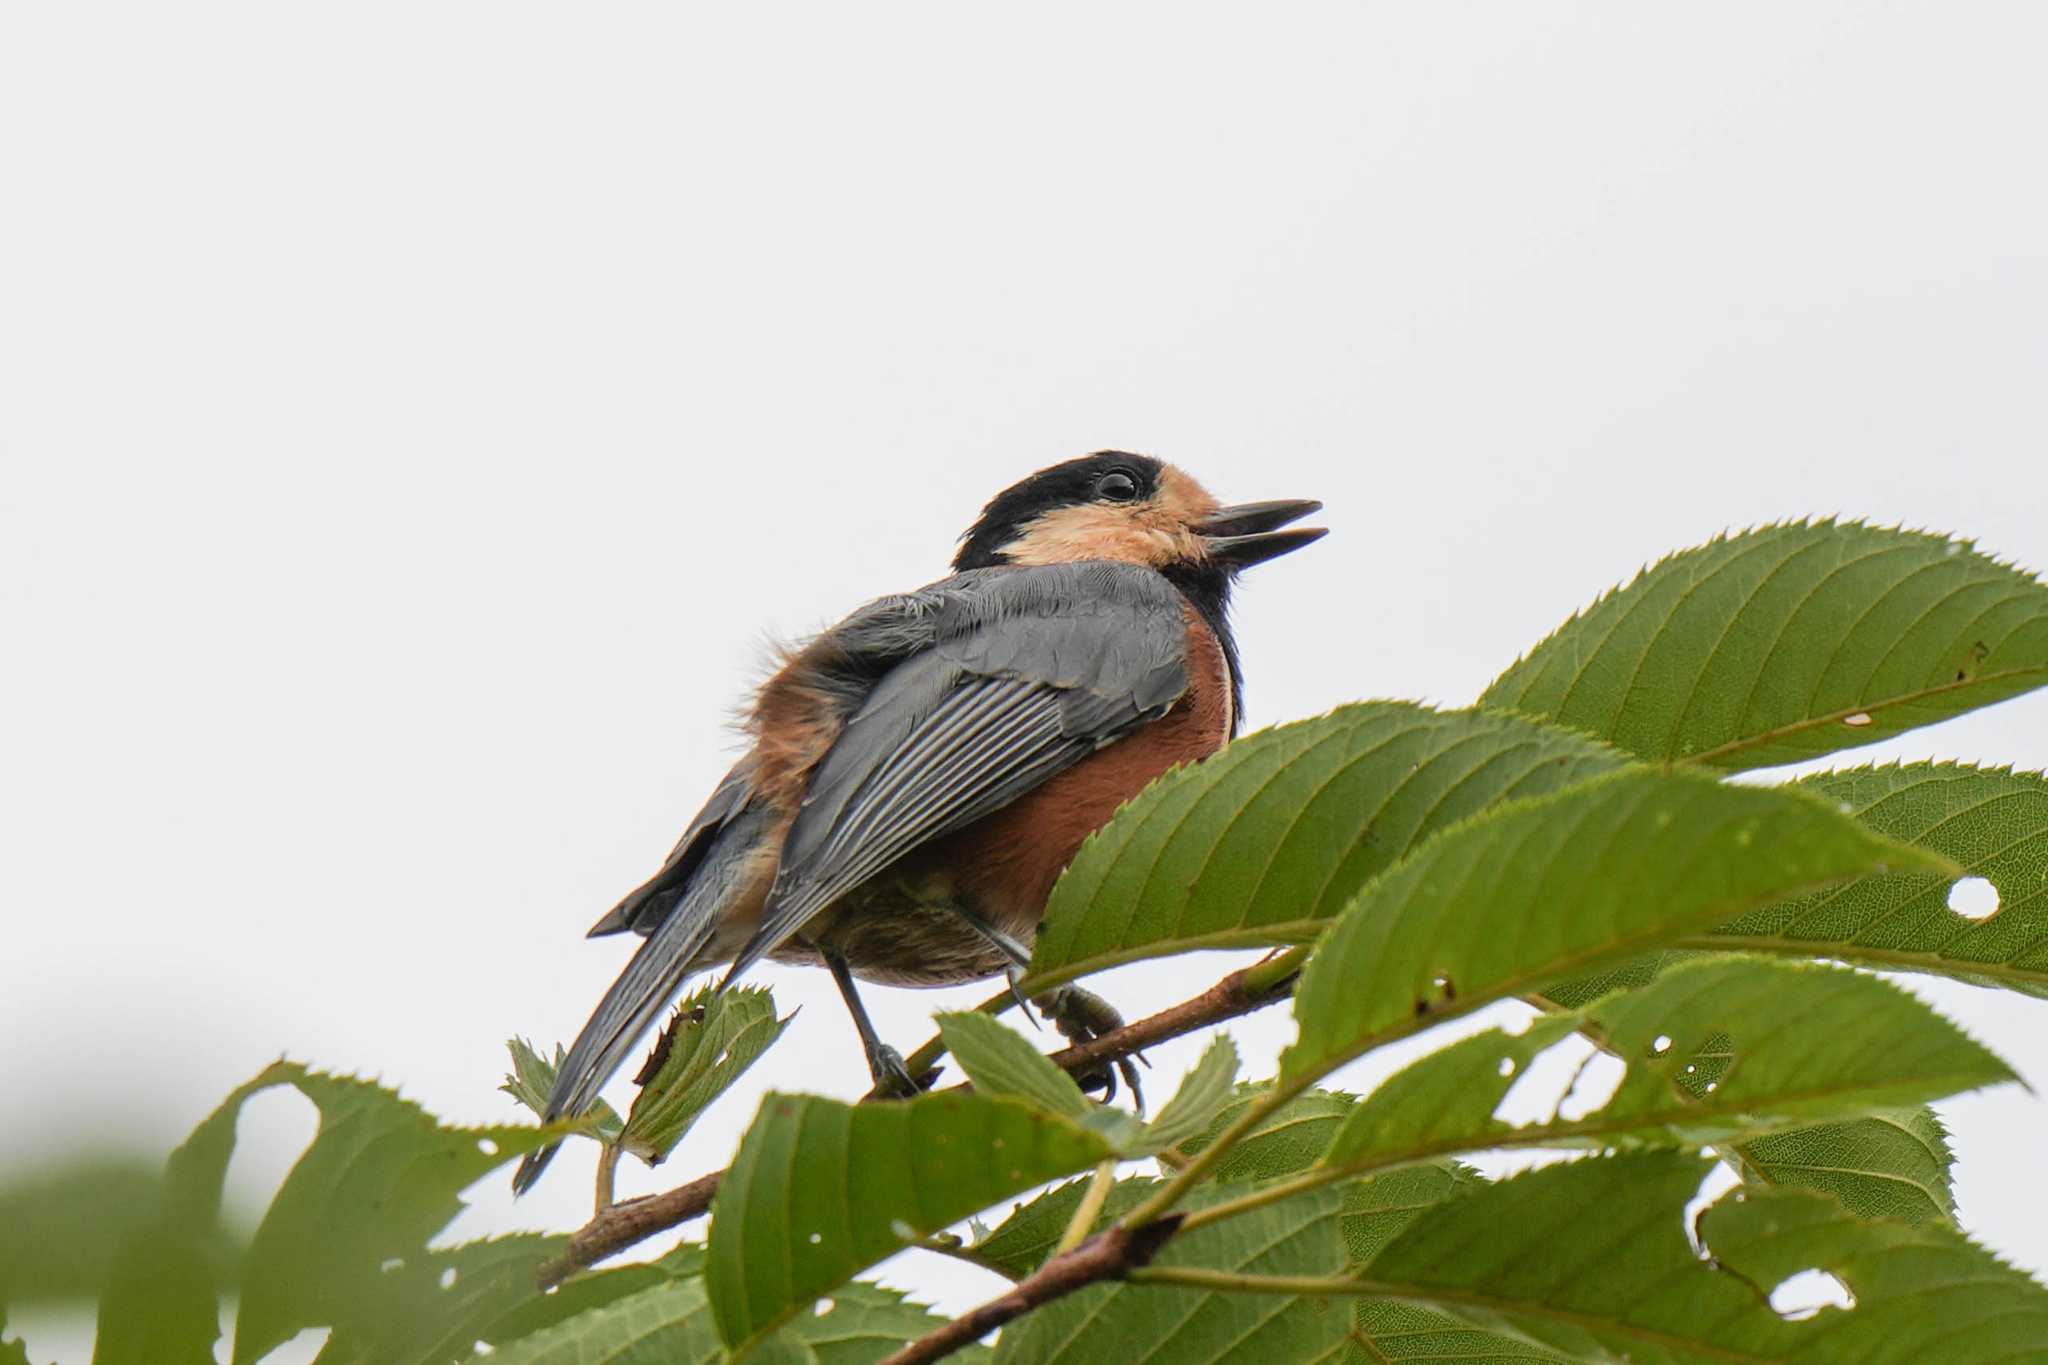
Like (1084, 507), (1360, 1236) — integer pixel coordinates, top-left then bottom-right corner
(952, 452), (1325, 585)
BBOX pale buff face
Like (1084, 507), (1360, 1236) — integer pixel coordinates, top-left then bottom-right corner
(995, 465), (1223, 568)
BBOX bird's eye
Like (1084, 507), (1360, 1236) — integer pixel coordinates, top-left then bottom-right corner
(1096, 471), (1139, 503)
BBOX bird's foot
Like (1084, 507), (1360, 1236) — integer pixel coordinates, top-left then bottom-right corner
(864, 1041), (933, 1099)
(1033, 985), (1147, 1114)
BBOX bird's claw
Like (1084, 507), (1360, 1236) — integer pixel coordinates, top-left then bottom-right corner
(1006, 965), (1041, 1028)
(1033, 985), (1145, 1115)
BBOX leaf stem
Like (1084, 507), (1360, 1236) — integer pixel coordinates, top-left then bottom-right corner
(1126, 1264), (1367, 1296)
(1173, 1165), (1349, 1234)
(1243, 944), (1310, 995)
(1119, 1074), (1312, 1229)
(593, 1143), (620, 1213)
(1054, 1160), (1119, 1256)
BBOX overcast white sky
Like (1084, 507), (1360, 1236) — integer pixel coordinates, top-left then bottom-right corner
(5, 3), (2047, 1358)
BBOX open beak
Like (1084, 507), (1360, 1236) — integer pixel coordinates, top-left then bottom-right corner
(1194, 498), (1327, 569)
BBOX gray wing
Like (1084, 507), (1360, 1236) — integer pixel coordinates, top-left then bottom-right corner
(585, 764), (753, 938)
(723, 560), (1191, 981)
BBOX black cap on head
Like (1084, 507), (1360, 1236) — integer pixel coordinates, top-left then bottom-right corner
(953, 452), (1166, 571)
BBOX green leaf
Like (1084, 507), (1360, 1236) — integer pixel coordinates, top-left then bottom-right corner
(1145, 1036), (1242, 1155)
(620, 984), (792, 1165)
(759, 1282), (993, 1364)
(1695, 761), (2048, 995)
(1319, 957), (2011, 1174)
(1284, 769), (1952, 1085)
(92, 1064), (553, 1365)
(94, 1069), (287, 1365)
(479, 1244), (706, 1349)
(1355, 1152), (2048, 1363)
(503, 1036), (622, 1141)
(0, 1156), (234, 1306)
(481, 1277), (987, 1365)
(1345, 1302), (1575, 1364)
(1027, 702), (1628, 988)
(938, 1010), (1149, 1153)
(229, 1068), (554, 1365)
(938, 1011), (1094, 1122)
(1338, 1163), (1484, 1267)
(312, 1234), (565, 1365)
(478, 1277), (724, 1365)
(1175, 1087), (1359, 1183)
(992, 1184), (1353, 1365)
(971, 1177), (1163, 1281)
(706, 1090), (1114, 1350)
(1732, 1107), (1957, 1226)
(1480, 521), (2048, 771)
(1700, 1173), (2048, 1362)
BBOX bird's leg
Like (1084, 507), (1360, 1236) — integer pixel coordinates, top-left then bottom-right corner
(945, 907), (1038, 1021)
(818, 943), (923, 1098)
(944, 907), (1145, 1112)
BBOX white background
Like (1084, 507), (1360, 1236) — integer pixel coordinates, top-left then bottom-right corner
(5, 4), (2045, 1358)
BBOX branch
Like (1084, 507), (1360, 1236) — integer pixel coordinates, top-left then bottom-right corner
(536, 955), (1299, 1288)
(879, 1216), (1184, 1365)
(536, 1169), (721, 1287)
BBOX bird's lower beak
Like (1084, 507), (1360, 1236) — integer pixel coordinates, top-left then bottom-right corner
(1194, 498), (1327, 569)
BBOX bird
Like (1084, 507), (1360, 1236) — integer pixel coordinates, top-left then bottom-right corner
(512, 451), (1324, 1193)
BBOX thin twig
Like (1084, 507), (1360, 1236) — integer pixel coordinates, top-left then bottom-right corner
(880, 1218), (1184, 1365)
(536, 957), (1299, 1288)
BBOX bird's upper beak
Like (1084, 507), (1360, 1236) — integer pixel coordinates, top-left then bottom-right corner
(1194, 498), (1327, 569)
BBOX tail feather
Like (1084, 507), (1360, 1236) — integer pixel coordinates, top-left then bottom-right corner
(513, 802), (771, 1195)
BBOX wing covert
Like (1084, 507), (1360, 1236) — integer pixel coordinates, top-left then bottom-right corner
(724, 561), (1191, 980)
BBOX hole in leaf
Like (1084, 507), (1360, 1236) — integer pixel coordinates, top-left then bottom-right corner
(1947, 876), (2000, 920)
(1650, 1035), (1673, 1057)
(1843, 713), (1873, 728)
(815, 1297), (836, 1316)
(1498, 1058), (1516, 1077)
(472, 1344), (496, 1357)
(1684, 1163), (1741, 1258)
(440, 1267), (458, 1290)
(269, 1329), (331, 1360)
(1770, 1269), (1856, 1318)
(380, 1258), (404, 1274)
(477, 1139), (499, 1156)
(808, 1232), (823, 1245)
(1556, 1051), (1624, 1121)
(1493, 1037), (1595, 1126)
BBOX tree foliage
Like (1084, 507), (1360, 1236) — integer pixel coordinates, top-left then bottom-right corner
(28, 521), (2048, 1363)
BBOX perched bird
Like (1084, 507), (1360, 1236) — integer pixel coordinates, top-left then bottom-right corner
(513, 451), (1324, 1192)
